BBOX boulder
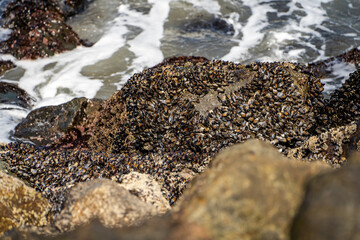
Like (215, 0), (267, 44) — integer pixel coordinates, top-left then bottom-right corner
(288, 121), (360, 166)
(88, 57), (326, 157)
(173, 139), (330, 240)
(0, 170), (52, 237)
(291, 152), (360, 240)
(0, 0), (90, 60)
(13, 97), (102, 147)
(52, 179), (159, 232)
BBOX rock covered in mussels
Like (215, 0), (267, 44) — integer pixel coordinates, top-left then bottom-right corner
(0, 0), (90, 59)
(0, 82), (34, 109)
(288, 121), (360, 166)
(88, 57), (325, 157)
(0, 142), (190, 215)
(324, 70), (360, 128)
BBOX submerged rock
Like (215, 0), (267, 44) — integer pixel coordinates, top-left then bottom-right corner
(0, 0), (91, 59)
(291, 152), (360, 240)
(0, 170), (52, 237)
(13, 97), (102, 147)
(0, 82), (33, 109)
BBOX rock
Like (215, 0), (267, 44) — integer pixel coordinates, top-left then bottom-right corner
(13, 97), (102, 147)
(290, 152), (360, 240)
(288, 121), (360, 166)
(120, 172), (170, 214)
(52, 179), (159, 232)
(54, 0), (93, 18)
(0, 170), (52, 237)
(87, 58), (325, 157)
(0, 82), (33, 109)
(0, 0), (91, 60)
(173, 139), (330, 240)
(0, 60), (15, 76)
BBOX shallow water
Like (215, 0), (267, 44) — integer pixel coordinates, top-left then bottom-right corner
(0, 0), (359, 142)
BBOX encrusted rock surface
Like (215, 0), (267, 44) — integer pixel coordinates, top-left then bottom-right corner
(291, 152), (360, 240)
(88, 58), (325, 156)
(0, 0), (90, 59)
(14, 97), (102, 147)
(0, 170), (52, 237)
(324, 70), (360, 128)
(52, 179), (159, 232)
(288, 121), (360, 166)
(3, 140), (331, 240)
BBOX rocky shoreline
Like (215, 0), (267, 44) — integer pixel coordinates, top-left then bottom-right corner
(1, 0), (360, 239)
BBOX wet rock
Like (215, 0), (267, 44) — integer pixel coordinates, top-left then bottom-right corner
(173, 139), (330, 240)
(55, 0), (94, 18)
(53, 179), (159, 232)
(0, 60), (15, 76)
(120, 172), (170, 214)
(308, 47), (360, 79)
(288, 121), (360, 166)
(0, 82), (33, 109)
(0, 0), (90, 60)
(13, 97), (102, 147)
(184, 15), (235, 35)
(291, 152), (360, 240)
(0, 170), (52, 237)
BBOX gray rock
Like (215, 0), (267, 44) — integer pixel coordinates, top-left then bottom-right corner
(291, 152), (360, 240)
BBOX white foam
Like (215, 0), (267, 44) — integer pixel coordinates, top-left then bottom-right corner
(0, 27), (11, 41)
(223, 0), (333, 63)
(321, 61), (357, 94)
(122, 0), (170, 80)
(0, 106), (28, 143)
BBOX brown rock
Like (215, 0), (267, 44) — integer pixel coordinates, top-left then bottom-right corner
(173, 139), (331, 240)
(53, 179), (159, 232)
(0, 171), (52, 237)
(0, 0), (90, 60)
(0, 60), (15, 76)
(291, 152), (360, 240)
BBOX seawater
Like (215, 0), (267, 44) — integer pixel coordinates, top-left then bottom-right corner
(0, 0), (359, 142)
